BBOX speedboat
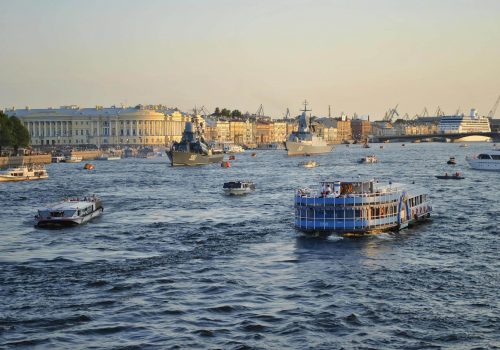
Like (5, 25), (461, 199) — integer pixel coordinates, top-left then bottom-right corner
(223, 181), (255, 195)
(294, 178), (432, 235)
(223, 144), (245, 153)
(96, 153), (121, 161)
(435, 173), (464, 180)
(299, 160), (318, 168)
(459, 144), (469, 148)
(36, 195), (103, 227)
(465, 149), (500, 171)
(447, 157), (457, 165)
(0, 164), (48, 182)
(359, 155), (378, 164)
(63, 155), (83, 163)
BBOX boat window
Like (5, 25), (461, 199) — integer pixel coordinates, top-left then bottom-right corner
(64, 210), (76, 217)
(49, 211), (65, 217)
(478, 154), (492, 159)
(491, 154), (500, 160)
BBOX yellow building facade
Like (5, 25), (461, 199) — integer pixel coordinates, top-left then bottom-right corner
(8, 105), (189, 147)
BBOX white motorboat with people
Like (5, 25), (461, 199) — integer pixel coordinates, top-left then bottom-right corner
(0, 163), (48, 182)
(359, 155), (378, 164)
(35, 195), (103, 227)
(223, 181), (255, 195)
(465, 149), (500, 171)
(299, 160), (318, 168)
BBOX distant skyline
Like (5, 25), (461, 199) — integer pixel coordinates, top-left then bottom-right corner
(1, 0), (499, 119)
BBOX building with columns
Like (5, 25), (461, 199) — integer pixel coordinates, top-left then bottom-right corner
(6, 105), (190, 147)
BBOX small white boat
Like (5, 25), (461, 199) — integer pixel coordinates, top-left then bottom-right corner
(466, 149), (500, 171)
(299, 160), (318, 168)
(51, 156), (65, 163)
(223, 144), (245, 153)
(359, 155), (378, 164)
(36, 195), (103, 227)
(0, 164), (48, 182)
(63, 155), (83, 163)
(459, 144), (469, 148)
(96, 154), (121, 161)
(223, 181), (255, 195)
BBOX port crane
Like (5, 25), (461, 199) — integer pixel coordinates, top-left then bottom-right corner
(383, 104), (399, 122)
(487, 95), (500, 118)
(256, 104), (265, 118)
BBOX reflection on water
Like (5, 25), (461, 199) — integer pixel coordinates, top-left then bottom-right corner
(0, 143), (498, 349)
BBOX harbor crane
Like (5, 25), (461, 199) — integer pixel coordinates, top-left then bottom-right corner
(383, 104), (399, 122)
(256, 104), (265, 118)
(487, 95), (500, 118)
(435, 106), (445, 117)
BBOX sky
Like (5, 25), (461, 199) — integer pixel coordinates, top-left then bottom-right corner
(0, 0), (499, 119)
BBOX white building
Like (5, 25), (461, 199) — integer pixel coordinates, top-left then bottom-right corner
(6, 105), (190, 147)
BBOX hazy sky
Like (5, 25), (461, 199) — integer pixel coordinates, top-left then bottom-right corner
(1, 0), (499, 119)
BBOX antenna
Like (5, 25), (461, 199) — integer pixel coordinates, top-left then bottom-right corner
(301, 100), (312, 113)
(328, 105), (331, 117)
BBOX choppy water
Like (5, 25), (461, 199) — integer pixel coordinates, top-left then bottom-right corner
(1, 143), (499, 349)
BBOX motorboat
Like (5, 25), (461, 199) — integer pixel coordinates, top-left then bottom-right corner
(294, 178), (432, 235)
(0, 163), (48, 182)
(96, 153), (121, 161)
(459, 144), (469, 148)
(299, 160), (318, 168)
(435, 173), (465, 180)
(223, 181), (255, 195)
(35, 195), (103, 228)
(223, 144), (245, 153)
(83, 163), (94, 170)
(359, 155), (378, 164)
(51, 156), (65, 163)
(221, 161), (231, 168)
(447, 157), (457, 165)
(465, 149), (500, 171)
(63, 155), (83, 163)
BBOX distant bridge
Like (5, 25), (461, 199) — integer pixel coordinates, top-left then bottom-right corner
(371, 132), (500, 143)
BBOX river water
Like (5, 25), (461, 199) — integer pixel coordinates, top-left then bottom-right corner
(1, 143), (498, 349)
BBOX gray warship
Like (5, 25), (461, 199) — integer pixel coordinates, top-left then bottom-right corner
(285, 101), (334, 156)
(168, 119), (223, 166)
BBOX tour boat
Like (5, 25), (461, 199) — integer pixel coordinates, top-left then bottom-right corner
(0, 164), (48, 182)
(35, 195), (103, 227)
(294, 178), (432, 235)
(465, 149), (500, 171)
(299, 160), (318, 168)
(359, 155), (378, 164)
(447, 157), (457, 165)
(223, 181), (255, 195)
(63, 155), (83, 163)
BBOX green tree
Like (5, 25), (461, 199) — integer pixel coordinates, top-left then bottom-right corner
(0, 111), (13, 155)
(231, 109), (242, 118)
(214, 107), (221, 116)
(221, 108), (231, 118)
(9, 116), (30, 152)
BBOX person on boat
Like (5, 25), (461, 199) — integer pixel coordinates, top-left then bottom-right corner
(445, 172), (448, 177)
(455, 172), (460, 177)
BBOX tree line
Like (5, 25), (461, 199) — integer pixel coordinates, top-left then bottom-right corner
(213, 107), (242, 118)
(0, 111), (30, 155)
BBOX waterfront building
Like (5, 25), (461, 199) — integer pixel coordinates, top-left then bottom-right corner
(315, 118), (339, 144)
(272, 121), (288, 143)
(254, 122), (273, 144)
(229, 120), (254, 145)
(7, 105), (190, 147)
(335, 117), (352, 142)
(351, 116), (372, 141)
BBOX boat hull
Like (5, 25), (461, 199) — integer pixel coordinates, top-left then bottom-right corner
(168, 151), (224, 166)
(36, 208), (103, 228)
(285, 142), (334, 156)
(224, 188), (253, 195)
(466, 158), (500, 171)
(0, 175), (48, 182)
